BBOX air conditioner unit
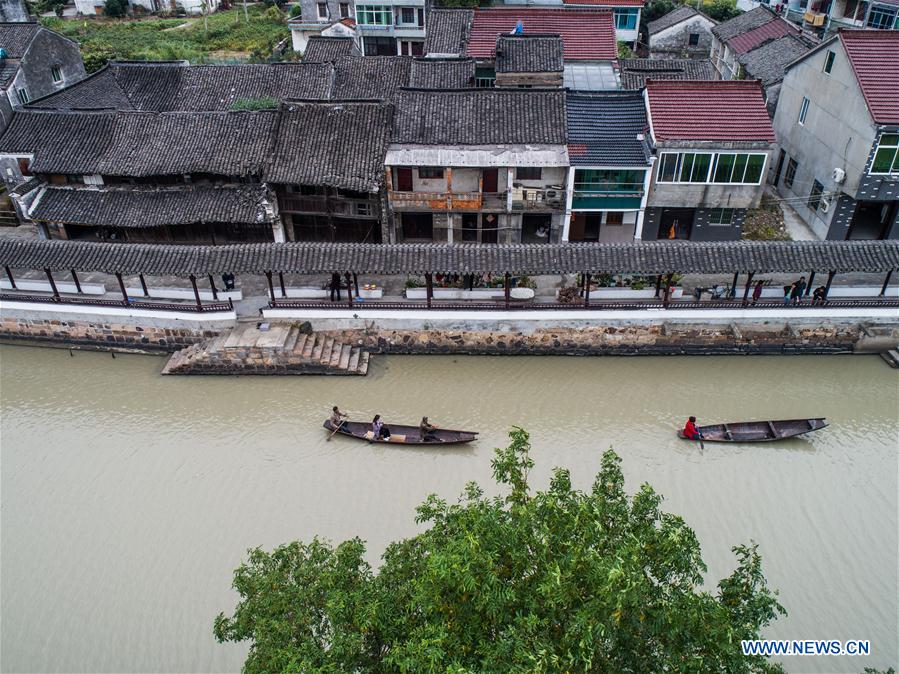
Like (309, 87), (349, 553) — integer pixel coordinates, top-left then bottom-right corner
(820, 198), (831, 213)
(547, 198), (564, 208)
(545, 189), (560, 199)
(832, 168), (846, 184)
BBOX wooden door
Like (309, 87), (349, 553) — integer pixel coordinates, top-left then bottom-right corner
(482, 168), (498, 193)
(395, 168), (413, 191)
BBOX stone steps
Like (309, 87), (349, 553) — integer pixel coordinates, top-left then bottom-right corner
(879, 349), (899, 368)
(162, 324), (370, 375)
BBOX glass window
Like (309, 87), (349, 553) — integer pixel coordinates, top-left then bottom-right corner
(399, 7), (416, 24)
(867, 5), (897, 28)
(798, 96), (810, 124)
(823, 50), (835, 74)
(418, 167), (444, 179)
(687, 153), (712, 182)
(808, 180), (824, 210)
(317, 2), (328, 19)
(744, 154), (766, 183)
(713, 154), (735, 182)
(688, 32), (700, 46)
(784, 158), (798, 188)
(614, 7), (638, 29)
(708, 208), (734, 225)
(16, 87), (28, 103)
(363, 36), (396, 55)
(357, 5), (393, 25)
(51, 66), (62, 83)
(339, 2), (350, 17)
(871, 134), (899, 174)
(605, 211), (624, 225)
(658, 153), (679, 182)
(515, 167), (542, 181)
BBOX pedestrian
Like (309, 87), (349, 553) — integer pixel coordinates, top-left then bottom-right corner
(791, 276), (807, 305)
(751, 280), (764, 305)
(783, 284), (793, 305)
(221, 272), (235, 290)
(329, 273), (341, 302)
(812, 285), (827, 306)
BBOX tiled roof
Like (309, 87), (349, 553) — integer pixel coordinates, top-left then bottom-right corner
(566, 91), (650, 166)
(648, 6), (705, 35)
(468, 8), (616, 61)
(0, 110), (116, 174)
(27, 62), (334, 111)
(267, 101), (393, 192)
(302, 36), (360, 62)
(0, 59), (19, 89)
(728, 17), (798, 54)
(618, 58), (715, 89)
(392, 89), (566, 145)
(29, 184), (273, 228)
(1, 240), (896, 276)
(562, 0), (644, 6)
(424, 9), (473, 55)
(646, 79), (775, 142)
(840, 29), (899, 125)
(332, 56), (412, 100)
(737, 33), (811, 87)
(0, 22), (39, 58)
(408, 57), (475, 88)
(495, 34), (564, 73)
(711, 6), (776, 42)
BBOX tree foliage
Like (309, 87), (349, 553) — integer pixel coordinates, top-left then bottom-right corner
(216, 429), (786, 673)
(104, 0), (128, 17)
(704, 0), (741, 21)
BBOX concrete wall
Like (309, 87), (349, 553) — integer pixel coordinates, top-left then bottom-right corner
(642, 206), (745, 240)
(10, 28), (86, 107)
(649, 15), (716, 58)
(0, 0), (29, 21)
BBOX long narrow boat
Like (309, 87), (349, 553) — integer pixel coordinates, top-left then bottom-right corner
(677, 418), (827, 443)
(324, 420), (478, 446)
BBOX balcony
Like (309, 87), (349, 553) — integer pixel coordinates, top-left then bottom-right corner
(510, 187), (565, 211)
(279, 195), (378, 219)
(389, 191), (507, 211)
(571, 183), (644, 210)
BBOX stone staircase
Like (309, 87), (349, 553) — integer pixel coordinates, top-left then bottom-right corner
(161, 323), (369, 375)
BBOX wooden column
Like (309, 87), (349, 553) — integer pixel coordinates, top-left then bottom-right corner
(189, 274), (202, 310)
(139, 273), (149, 297)
(823, 270), (836, 299)
(44, 268), (60, 301)
(345, 272), (353, 308)
(4, 265), (15, 289)
(115, 272), (128, 304)
(583, 273), (591, 308)
(662, 273), (672, 308)
(805, 271), (815, 296)
(208, 274), (218, 301)
(425, 273), (433, 308)
(265, 271), (275, 302)
(353, 273), (359, 296)
(741, 271), (755, 306)
(70, 269), (82, 294)
(278, 272), (287, 300)
(730, 272), (739, 299)
(654, 274), (662, 298)
(504, 272), (511, 309)
(880, 270), (893, 297)
(445, 167), (453, 210)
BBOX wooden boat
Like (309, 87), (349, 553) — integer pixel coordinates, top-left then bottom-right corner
(677, 418), (827, 443)
(324, 420), (478, 446)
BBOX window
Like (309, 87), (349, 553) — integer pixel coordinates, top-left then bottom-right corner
(605, 211), (624, 225)
(51, 66), (62, 83)
(400, 40), (424, 56)
(871, 134), (899, 174)
(339, 2), (350, 17)
(711, 153), (766, 184)
(402, 213), (433, 240)
(398, 7), (416, 24)
(708, 208), (734, 225)
(574, 169), (644, 193)
(688, 32), (700, 46)
(515, 167), (542, 181)
(418, 167), (444, 179)
(798, 96), (810, 124)
(16, 87), (28, 104)
(656, 152), (713, 183)
(614, 7), (639, 29)
(317, 2), (328, 19)
(808, 180), (824, 210)
(866, 5), (897, 28)
(475, 66), (495, 88)
(363, 36), (396, 55)
(356, 4), (392, 24)
(784, 158), (798, 188)
(823, 50), (835, 74)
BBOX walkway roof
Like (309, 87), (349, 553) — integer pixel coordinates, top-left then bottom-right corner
(1, 240), (897, 276)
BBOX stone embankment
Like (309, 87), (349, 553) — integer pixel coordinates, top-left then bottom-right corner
(161, 322), (369, 375)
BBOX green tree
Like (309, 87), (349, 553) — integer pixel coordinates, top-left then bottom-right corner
(215, 429), (786, 673)
(705, 0), (742, 21)
(103, 0), (128, 16)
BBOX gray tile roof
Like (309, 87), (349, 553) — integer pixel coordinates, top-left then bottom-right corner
(737, 33), (812, 86)
(332, 56), (412, 101)
(0, 59), (19, 89)
(566, 91), (650, 166)
(711, 6), (775, 42)
(302, 36), (361, 63)
(495, 34), (564, 73)
(409, 57), (475, 88)
(618, 58), (716, 89)
(392, 88), (566, 145)
(29, 184), (273, 228)
(1, 239), (896, 276)
(0, 22), (39, 59)
(424, 9), (473, 55)
(648, 6), (709, 35)
(27, 62), (334, 111)
(267, 101), (393, 192)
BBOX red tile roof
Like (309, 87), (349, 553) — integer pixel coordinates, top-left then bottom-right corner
(646, 79), (775, 142)
(562, 0), (645, 6)
(840, 29), (899, 125)
(468, 8), (617, 60)
(728, 17), (797, 54)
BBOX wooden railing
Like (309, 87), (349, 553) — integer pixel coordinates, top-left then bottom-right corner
(1, 292), (234, 313)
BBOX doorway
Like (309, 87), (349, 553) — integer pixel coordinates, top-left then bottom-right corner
(401, 213), (433, 241)
(461, 213), (478, 242)
(521, 213), (552, 243)
(657, 208), (694, 240)
(772, 149), (786, 186)
(847, 201), (896, 240)
(482, 168), (498, 193)
(394, 168), (413, 192)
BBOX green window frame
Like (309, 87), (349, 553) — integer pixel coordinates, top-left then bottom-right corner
(659, 152), (763, 184)
(708, 208), (734, 225)
(356, 4), (393, 25)
(711, 153), (766, 184)
(871, 133), (899, 175)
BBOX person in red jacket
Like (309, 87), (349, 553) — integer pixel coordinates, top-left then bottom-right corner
(683, 416), (703, 440)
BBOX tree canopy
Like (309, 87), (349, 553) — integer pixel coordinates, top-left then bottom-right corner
(215, 428), (786, 673)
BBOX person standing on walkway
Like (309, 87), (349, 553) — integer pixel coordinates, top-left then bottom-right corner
(791, 276), (806, 305)
(752, 280), (764, 305)
(329, 273), (342, 302)
(221, 272), (235, 291)
(783, 284), (793, 305)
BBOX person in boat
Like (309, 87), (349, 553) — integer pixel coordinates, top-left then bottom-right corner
(420, 416), (438, 442)
(330, 406), (349, 431)
(683, 416), (703, 440)
(372, 414), (391, 441)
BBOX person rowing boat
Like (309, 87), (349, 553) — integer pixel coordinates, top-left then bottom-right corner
(420, 416), (439, 442)
(683, 416), (703, 441)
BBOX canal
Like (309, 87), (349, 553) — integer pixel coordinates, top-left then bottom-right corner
(1, 345), (896, 673)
